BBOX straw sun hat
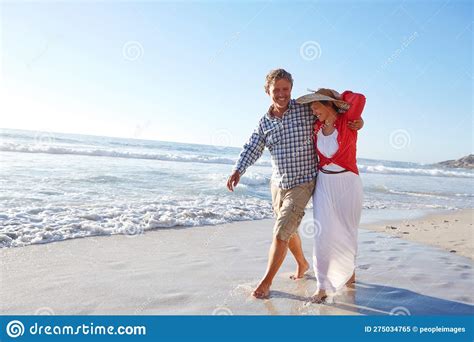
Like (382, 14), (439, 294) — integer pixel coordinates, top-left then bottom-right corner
(296, 88), (350, 112)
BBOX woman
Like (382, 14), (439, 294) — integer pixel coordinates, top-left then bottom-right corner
(296, 88), (366, 303)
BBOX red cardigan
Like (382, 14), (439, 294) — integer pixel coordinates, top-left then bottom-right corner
(314, 91), (366, 175)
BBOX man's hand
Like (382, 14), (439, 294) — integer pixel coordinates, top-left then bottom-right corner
(347, 118), (364, 131)
(227, 171), (241, 192)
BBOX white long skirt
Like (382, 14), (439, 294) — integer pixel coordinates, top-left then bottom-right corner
(312, 171), (363, 293)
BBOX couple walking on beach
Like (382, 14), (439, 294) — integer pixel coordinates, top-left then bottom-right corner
(226, 69), (366, 302)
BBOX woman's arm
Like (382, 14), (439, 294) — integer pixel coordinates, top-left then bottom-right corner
(343, 91), (366, 121)
(343, 91), (366, 131)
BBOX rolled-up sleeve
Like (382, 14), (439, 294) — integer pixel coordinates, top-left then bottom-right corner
(233, 122), (265, 176)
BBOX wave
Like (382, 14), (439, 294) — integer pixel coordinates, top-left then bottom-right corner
(359, 164), (473, 178)
(367, 185), (473, 200)
(0, 195), (461, 248)
(2, 141), (472, 178)
(0, 142), (272, 167)
(206, 172), (270, 187)
(0, 196), (274, 248)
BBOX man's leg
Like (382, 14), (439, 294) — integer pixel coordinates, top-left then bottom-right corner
(252, 236), (289, 299)
(253, 180), (315, 299)
(288, 180), (315, 280)
(288, 233), (309, 280)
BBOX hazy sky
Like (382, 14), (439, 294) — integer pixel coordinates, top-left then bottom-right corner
(1, 0), (472, 163)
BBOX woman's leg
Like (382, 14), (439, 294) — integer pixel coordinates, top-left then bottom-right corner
(311, 289), (327, 303)
(346, 272), (356, 286)
(311, 180), (330, 302)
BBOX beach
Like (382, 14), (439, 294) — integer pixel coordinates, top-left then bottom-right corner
(1, 0), (473, 330)
(0, 129), (473, 315)
(1, 209), (472, 316)
(364, 209), (473, 259)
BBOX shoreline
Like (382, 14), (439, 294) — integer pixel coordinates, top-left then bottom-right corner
(0, 208), (472, 257)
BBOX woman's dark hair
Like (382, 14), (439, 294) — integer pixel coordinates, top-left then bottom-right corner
(317, 88), (341, 113)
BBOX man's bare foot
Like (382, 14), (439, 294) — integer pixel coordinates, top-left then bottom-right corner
(252, 281), (271, 299)
(310, 289), (327, 304)
(290, 261), (309, 280)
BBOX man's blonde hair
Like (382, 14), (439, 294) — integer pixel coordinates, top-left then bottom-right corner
(264, 69), (293, 94)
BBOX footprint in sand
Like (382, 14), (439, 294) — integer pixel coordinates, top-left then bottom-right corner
(221, 246), (241, 252)
(108, 261), (127, 270)
(188, 259), (211, 268)
(357, 264), (371, 270)
(410, 274), (427, 281)
(456, 264), (472, 270)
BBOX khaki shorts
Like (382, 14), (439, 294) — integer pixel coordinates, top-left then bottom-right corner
(271, 179), (316, 242)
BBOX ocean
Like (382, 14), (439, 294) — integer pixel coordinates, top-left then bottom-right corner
(0, 128), (472, 248)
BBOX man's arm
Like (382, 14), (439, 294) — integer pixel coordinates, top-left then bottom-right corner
(347, 118), (364, 131)
(227, 124), (266, 192)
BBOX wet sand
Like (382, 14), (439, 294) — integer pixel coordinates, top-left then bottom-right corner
(1, 209), (472, 315)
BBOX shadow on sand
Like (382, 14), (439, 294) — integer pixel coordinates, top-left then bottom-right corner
(270, 282), (474, 315)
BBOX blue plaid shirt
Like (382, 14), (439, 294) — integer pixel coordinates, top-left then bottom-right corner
(233, 99), (318, 189)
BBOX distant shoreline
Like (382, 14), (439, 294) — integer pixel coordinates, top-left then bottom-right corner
(435, 154), (474, 170)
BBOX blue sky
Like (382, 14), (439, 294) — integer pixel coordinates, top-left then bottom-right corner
(1, 0), (472, 163)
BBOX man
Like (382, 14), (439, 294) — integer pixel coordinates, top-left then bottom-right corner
(226, 69), (363, 299)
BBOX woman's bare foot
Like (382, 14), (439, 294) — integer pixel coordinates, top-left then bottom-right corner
(289, 261), (309, 280)
(310, 289), (327, 303)
(252, 281), (271, 299)
(345, 272), (356, 286)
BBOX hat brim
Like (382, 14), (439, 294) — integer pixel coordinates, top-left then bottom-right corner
(296, 93), (350, 111)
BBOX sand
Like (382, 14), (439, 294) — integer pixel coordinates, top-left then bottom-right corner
(0, 209), (473, 315)
(363, 209), (473, 259)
